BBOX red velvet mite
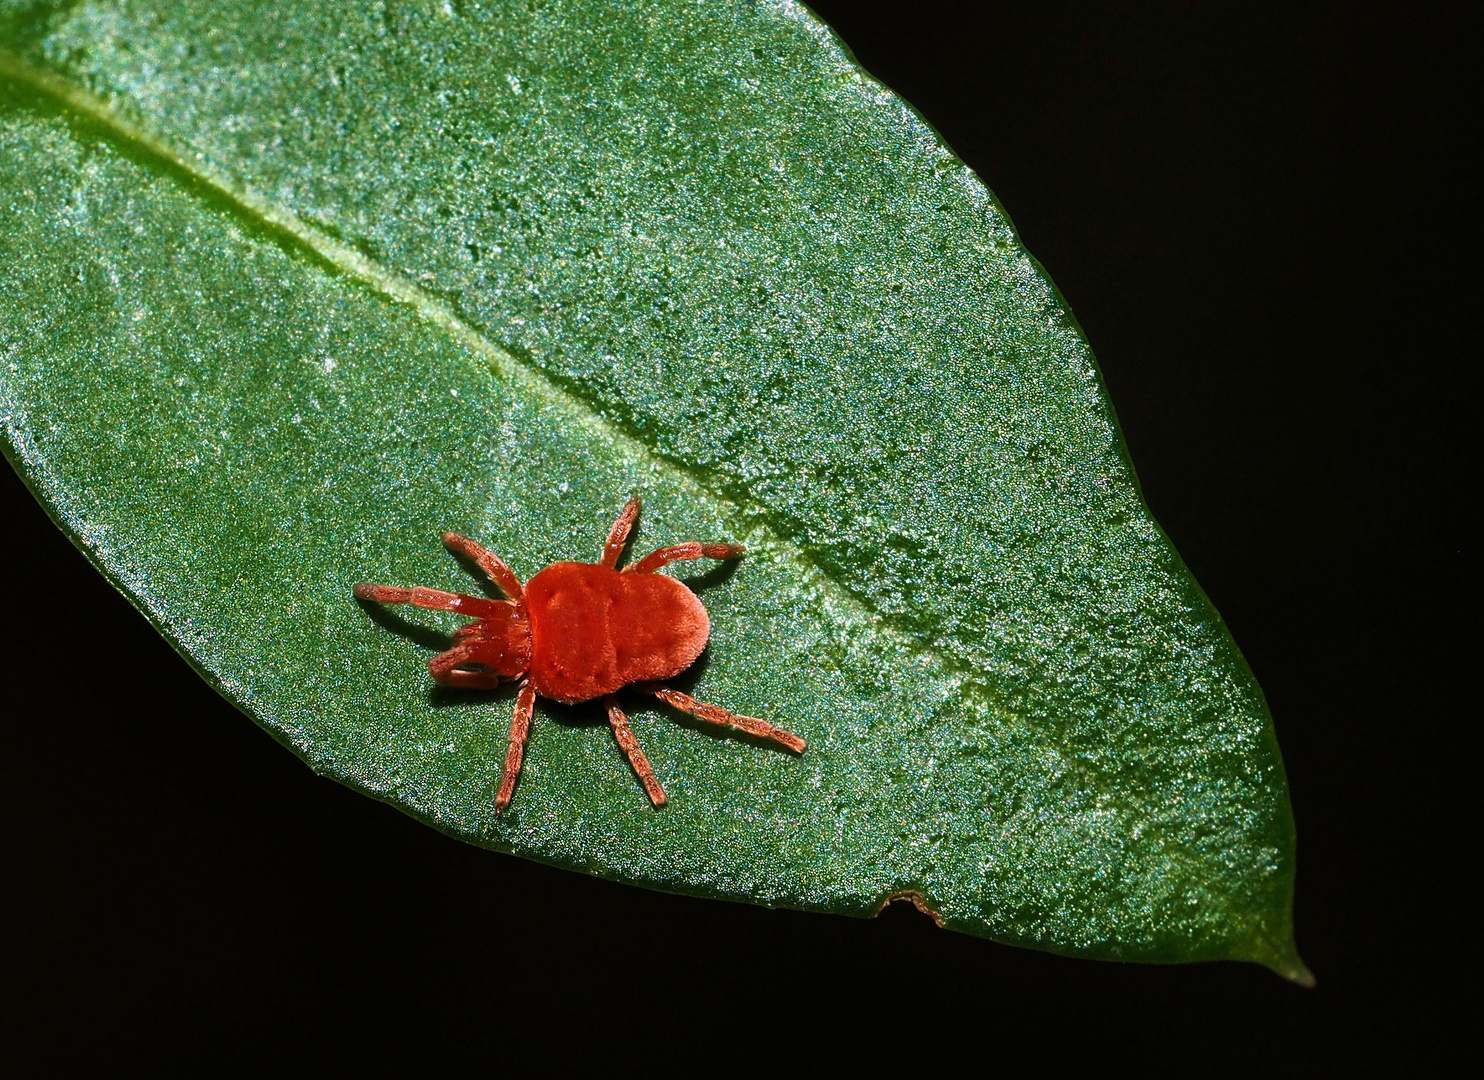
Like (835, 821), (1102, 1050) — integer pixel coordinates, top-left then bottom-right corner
(354, 497), (806, 811)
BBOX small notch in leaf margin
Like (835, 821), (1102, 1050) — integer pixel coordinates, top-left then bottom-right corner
(874, 889), (945, 929)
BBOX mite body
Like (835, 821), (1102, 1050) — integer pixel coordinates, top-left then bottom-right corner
(355, 497), (805, 811)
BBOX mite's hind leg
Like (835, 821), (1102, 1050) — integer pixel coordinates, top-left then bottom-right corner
(440, 533), (524, 600)
(638, 684), (806, 754)
(626, 542), (745, 575)
(495, 679), (537, 814)
(605, 695), (667, 807)
(428, 641), (504, 690)
(355, 582), (505, 619)
(600, 496), (642, 569)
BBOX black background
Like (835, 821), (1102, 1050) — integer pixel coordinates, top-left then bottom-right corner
(2, 1), (1466, 1070)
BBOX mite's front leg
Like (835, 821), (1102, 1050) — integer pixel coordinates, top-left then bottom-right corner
(428, 641), (504, 690)
(355, 582), (505, 619)
(600, 497), (641, 569)
(440, 533), (525, 600)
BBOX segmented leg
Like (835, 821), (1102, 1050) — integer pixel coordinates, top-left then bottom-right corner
(605, 695), (667, 806)
(626, 542), (745, 575)
(601, 496), (642, 568)
(639, 684), (806, 754)
(354, 582), (505, 619)
(428, 640), (503, 689)
(441, 532), (524, 600)
(496, 679), (537, 813)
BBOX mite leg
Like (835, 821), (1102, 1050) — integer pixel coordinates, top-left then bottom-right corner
(605, 695), (667, 807)
(626, 542), (746, 575)
(355, 582), (505, 619)
(638, 684), (806, 754)
(428, 641), (504, 689)
(496, 679), (537, 814)
(600, 496), (642, 569)
(441, 532), (524, 601)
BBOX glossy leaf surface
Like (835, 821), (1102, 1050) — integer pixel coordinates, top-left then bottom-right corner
(0, 0), (1303, 978)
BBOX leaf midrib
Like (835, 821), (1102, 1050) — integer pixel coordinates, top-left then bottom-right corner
(0, 45), (987, 706)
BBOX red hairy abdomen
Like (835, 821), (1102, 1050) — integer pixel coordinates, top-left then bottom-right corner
(524, 563), (710, 704)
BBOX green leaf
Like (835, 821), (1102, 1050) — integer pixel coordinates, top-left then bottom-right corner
(0, 0), (1304, 980)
